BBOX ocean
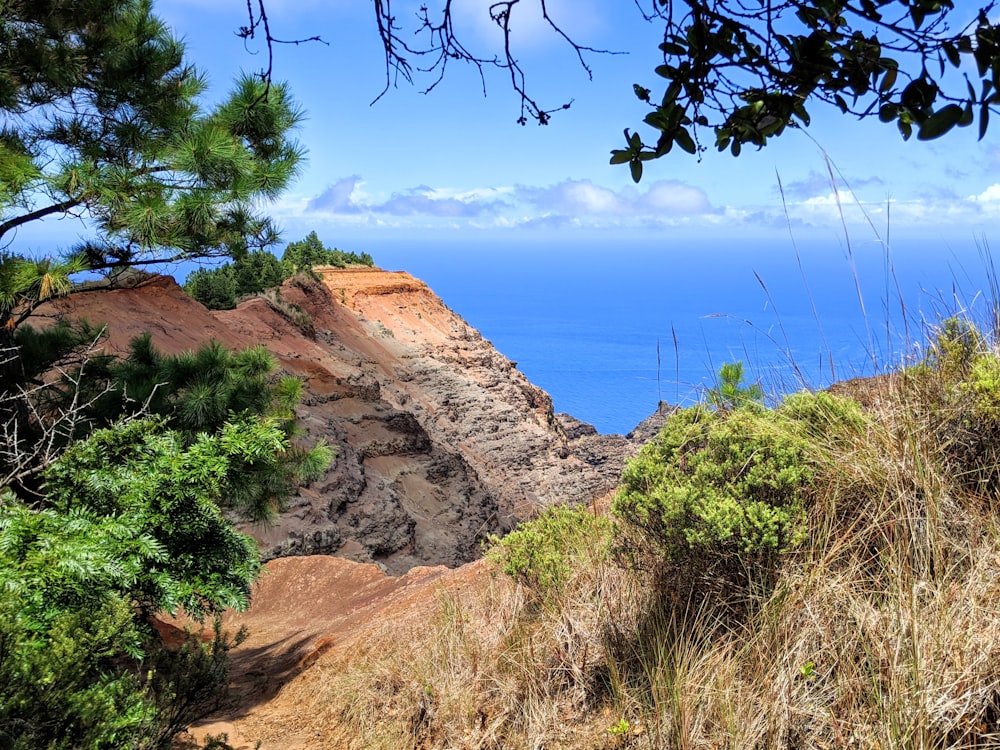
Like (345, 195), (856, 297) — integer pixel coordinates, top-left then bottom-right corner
(353, 235), (996, 435)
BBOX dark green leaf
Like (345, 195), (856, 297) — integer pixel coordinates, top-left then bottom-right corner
(792, 101), (811, 125)
(644, 111), (668, 130)
(943, 41), (961, 68)
(629, 159), (643, 183)
(609, 150), (631, 165)
(974, 46), (990, 76)
(959, 102), (974, 127)
(879, 103), (897, 122)
(675, 128), (697, 154)
(663, 81), (683, 106)
(981, 104), (990, 140)
(879, 66), (897, 93)
(917, 104), (963, 140)
(659, 42), (687, 56)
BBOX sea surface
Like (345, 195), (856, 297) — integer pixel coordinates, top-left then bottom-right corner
(356, 235), (996, 435)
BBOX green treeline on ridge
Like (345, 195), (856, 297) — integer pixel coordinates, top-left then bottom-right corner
(183, 232), (375, 310)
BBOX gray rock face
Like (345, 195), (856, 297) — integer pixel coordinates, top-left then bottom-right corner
(217, 270), (641, 574)
(627, 401), (676, 444)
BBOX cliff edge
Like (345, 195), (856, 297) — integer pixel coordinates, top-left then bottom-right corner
(53, 268), (640, 573)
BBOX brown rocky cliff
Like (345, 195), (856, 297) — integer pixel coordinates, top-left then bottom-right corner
(53, 268), (630, 573)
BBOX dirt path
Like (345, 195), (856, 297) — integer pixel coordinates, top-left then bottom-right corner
(182, 555), (480, 749)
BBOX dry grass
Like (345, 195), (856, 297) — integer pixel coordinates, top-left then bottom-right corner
(265, 319), (1000, 750)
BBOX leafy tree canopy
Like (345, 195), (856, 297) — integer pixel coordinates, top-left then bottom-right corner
(611, 0), (1000, 181)
(293, 1), (1000, 182)
(0, 3), (324, 745)
(0, 332), (332, 747)
(0, 0), (303, 331)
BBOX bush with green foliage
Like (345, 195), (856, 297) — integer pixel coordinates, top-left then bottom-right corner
(0, 594), (151, 749)
(0, 580), (246, 750)
(183, 265), (238, 311)
(6, 329), (331, 521)
(35, 418), (266, 615)
(184, 250), (285, 310)
(0, 1), (324, 744)
(910, 321), (1000, 495)
(0, 328), (331, 747)
(706, 361), (764, 412)
(779, 388), (869, 445)
(613, 368), (820, 610)
(927, 317), (986, 381)
(99, 337), (332, 523)
(0, 412), (273, 749)
(486, 504), (611, 603)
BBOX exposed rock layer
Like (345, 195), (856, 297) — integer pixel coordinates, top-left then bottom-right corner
(54, 268), (649, 573)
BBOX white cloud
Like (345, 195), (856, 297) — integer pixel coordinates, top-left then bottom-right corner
(274, 175), (719, 232)
(640, 181), (713, 214)
(268, 173), (1000, 239)
(970, 184), (1000, 204)
(524, 178), (714, 217)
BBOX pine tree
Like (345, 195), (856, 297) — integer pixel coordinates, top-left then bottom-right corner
(0, 0), (306, 493)
(0, 0), (303, 334)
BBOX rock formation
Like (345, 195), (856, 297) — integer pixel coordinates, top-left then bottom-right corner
(53, 268), (647, 573)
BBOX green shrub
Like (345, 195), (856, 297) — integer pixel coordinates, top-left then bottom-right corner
(967, 353), (1000, 424)
(486, 504), (611, 602)
(183, 250), (284, 310)
(942, 349), (1000, 493)
(184, 265), (237, 310)
(899, 321), (1000, 495)
(779, 389), (868, 443)
(612, 400), (812, 610)
(928, 316), (985, 380)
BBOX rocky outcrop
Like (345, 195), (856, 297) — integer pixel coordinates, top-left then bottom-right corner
(55, 269), (641, 574)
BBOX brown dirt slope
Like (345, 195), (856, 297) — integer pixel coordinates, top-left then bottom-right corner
(182, 555), (479, 749)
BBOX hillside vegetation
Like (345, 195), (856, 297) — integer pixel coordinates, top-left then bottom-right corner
(268, 317), (1000, 749)
(0, 331), (331, 749)
(184, 233), (375, 310)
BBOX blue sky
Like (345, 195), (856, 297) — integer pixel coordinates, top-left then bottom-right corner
(144, 0), (1000, 251)
(11, 1), (1000, 258)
